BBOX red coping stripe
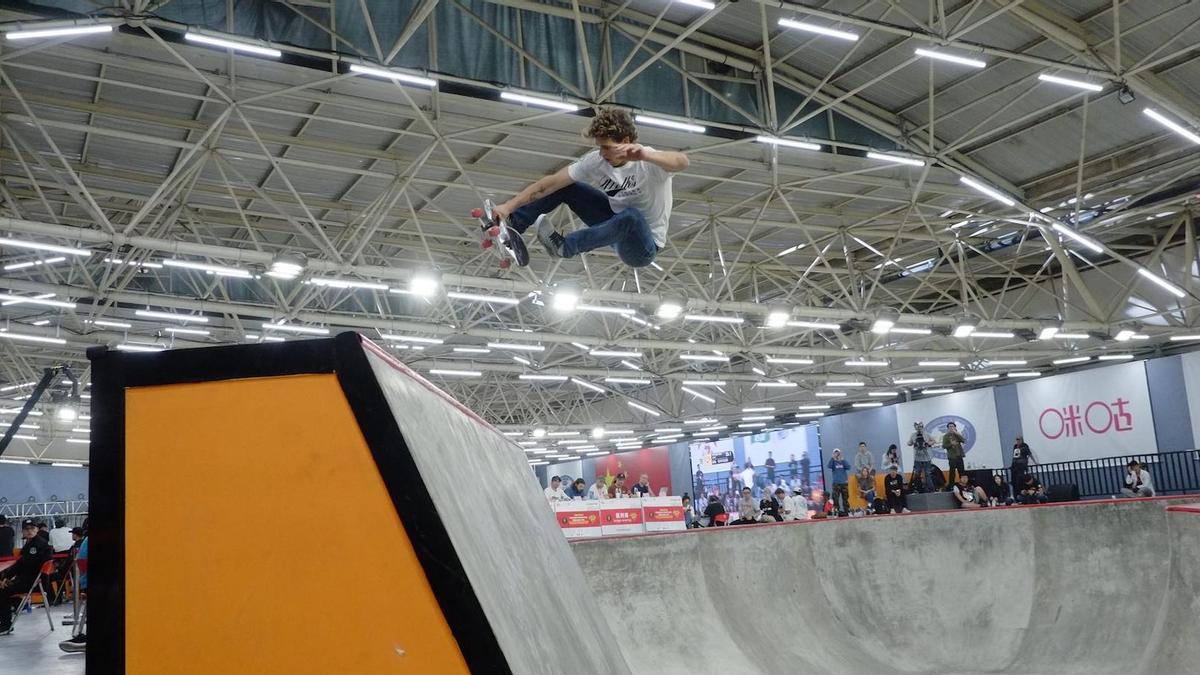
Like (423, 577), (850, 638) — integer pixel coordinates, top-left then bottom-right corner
(1165, 504), (1200, 514)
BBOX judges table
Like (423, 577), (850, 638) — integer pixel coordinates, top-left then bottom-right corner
(553, 496), (686, 539)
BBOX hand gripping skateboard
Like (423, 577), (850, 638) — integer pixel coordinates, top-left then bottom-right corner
(474, 200), (530, 269)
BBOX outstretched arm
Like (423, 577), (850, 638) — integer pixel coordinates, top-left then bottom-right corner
(495, 166), (574, 220)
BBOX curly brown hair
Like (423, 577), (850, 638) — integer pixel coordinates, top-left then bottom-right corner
(586, 108), (637, 142)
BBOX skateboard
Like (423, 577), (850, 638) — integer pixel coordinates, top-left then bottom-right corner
(473, 200), (530, 269)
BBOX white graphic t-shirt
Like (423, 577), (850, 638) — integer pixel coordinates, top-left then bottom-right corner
(567, 148), (673, 247)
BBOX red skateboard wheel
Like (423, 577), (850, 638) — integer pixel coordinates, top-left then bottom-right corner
(498, 259), (512, 269)
(481, 239), (494, 249)
(471, 207), (483, 218)
(487, 225), (500, 237)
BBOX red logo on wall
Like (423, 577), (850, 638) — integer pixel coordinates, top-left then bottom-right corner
(1038, 398), (1133, 439)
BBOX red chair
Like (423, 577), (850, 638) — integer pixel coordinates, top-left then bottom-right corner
(10, 560), (55, 632)
(714, 513), (729, 526)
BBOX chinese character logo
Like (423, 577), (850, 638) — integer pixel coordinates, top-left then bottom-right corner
(1039, 398), (1133, 438)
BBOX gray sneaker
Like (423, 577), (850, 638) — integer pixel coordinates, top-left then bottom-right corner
(534, 215), (567, 258)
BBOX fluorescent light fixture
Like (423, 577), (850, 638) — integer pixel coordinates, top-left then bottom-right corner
(3, 256), (67, 271)
(776, 18), (858, 41)
(844, 359), (888, 367)
(1054, 332), (1090, 340)
(987, 359), (1027, 366)
(1053, 356), (1091, 365)
(604, 377), (652, 385)
(765, 357), (814, 365)
(1038, 326), (1060, 340)
(1143, 108), (1200, 145)
(0, 293), (75, 309)
(923, 388), (954, 394)
(0, 458), (29, 465)
(798, 404), (830, 410)
(488, 342), (544, 352)
(795, 412), (825, 419)
(0, 237), (90, 256)
(765, 310), (790, 328)
(571, 378), (607, 393)
(756, 382), (798, 388)
(590, 349), (641, 358)
(116, 343), (163, 352)
(627, 401), (661, 416)
(655, 303), (683, 321)
(263, 322), (329, 335)
(1169, 335), (1200, 342)
(699, 426), (728, 432)
(743, 407), (775, 412)
(970, 331), (1015, 339)
(1098, 354), (1134, 361)
(684, 314), (743, 324)
(1114, 329), (1136, 342)
(382, 335), (443, 344)
(532, 428), (547, 438)
(620, 360), (642, 371)
(894, 377), (935, 384)
(754, 135), (821, 151)
(135, 310), (209, 323)
(1007, 371), (1042, 378)
(586, 451), (610, 457)
(1136, 268), (1186, 298)
(681, 380), (725, 386)
(0, 332), (66, 345)
(776, 244), (806, 257)
(953, 323), (976, 338)
(739, 423), (766, 429)
(890, 326), (933, 335)
(685, 419), (718, 425)
(752, 367), (766, 376)
(865, 152), (926, 166)
(826, 380), (865, 387)
(915, 48), (986, 68)
(5, 23), (114, 40)
(10, 435), (38, 441)
(348, 63), (436, 87)
(870, 317), (895, 334)
(429, 368), (481, 377)
(551, 290), (579, 312)
(547, 431), (580, 437)
(1051, 223), (1104, 253)
(963, 373), (1000, 381)
(742, 415), (775, 422)
(1037, 73), (1103, 92)
(679, 354), (729, 362)
(868, 391), (898, 397)
(518, 374), (568, 382)
(852, 402), (884, 408)
(787, 320), (840, 330)
(959, 176), (1015, 206)
(675, 0), (717, 9)
(577, 304), (635, 316)
(446, 291), (521, 305)
(185, 32), (282, 58)
(681, 386), (716, 403)
(86, 319), (132, 329)
(919, 360), (959, 367)
(635, 115), (706, 133)
(815, 391), (847, 397)
(105, 257), (163, 269)
(309, 277), (389, 291)
(0, 382), (35, 392)
(165, 327), (210, 336)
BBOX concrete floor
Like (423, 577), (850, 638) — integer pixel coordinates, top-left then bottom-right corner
(0, 608), (84, 675)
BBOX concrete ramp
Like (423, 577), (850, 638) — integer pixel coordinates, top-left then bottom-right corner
(88, 333), (629, 674)
(573, 499), (1198, 674)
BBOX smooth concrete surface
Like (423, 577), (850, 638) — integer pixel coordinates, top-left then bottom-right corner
(365, 345), (630, 674)
(573, 498), (1199, 675)
(0, 613), (82, 675)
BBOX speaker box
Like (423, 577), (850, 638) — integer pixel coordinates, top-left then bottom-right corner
(1046, 483), (1080, 502)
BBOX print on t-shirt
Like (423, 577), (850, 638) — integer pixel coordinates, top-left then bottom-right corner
(567, 149), (673, 247)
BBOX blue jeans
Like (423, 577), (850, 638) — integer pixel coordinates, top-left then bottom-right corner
(510, 182), (658, 267)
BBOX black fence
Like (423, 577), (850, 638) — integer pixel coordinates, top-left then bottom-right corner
(1001, 449), (1200, 500)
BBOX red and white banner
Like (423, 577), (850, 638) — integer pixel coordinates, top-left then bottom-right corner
(600, 498), (645, 536)
(1016, 360), (1157, 463)
(641, 496), (686, 533)
(553, 501), (601, 539)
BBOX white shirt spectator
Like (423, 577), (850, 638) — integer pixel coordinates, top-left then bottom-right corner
(588, 482), (609, 500)
(780, 494), (806, 521)
(48, 526), (73, 552)
(544, 485), (569, 502)
(740, 466), (755, 490)
(1125, 468), (1155, 495)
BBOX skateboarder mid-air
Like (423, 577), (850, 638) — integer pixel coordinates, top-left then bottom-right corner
(491, 108), (689, 268)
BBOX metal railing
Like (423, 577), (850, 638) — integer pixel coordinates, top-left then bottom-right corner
(0, 499), (89, 522)
(1011, 449), (1200, 499)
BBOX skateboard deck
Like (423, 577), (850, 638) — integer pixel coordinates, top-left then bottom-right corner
(474, 200), (530, 269)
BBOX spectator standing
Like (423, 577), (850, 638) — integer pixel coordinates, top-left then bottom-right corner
(907, 422), (934, 493)
(1010, 436), (1037, 489)
(765, 452), (777, 484)
(0, 516), (14, 559)
(544, 476), (569, 502)
(741, 461), (757, 497)
(702, 494), (726, 527)
(681, 495), (697, 528)
(1017, 474), (1048, 504)
(631, 473), (652, 497)
(730, 487), (763, 525)
(952, 474), (989, 509)
(1122, 460), (1155, 497)
(826, 449), (851, 517)
(48, 518), (73, 553)
(730, 464), (742, 493)
(694, 468), (705, 498)
(788, 453), (798, 481)
(853, 442), (875, 480)
(588, 476), (609, 500)
(855, 467), (876, 516)
(0, 520), (52, 634)
(883, 465), (907, 514)
(884, 444), (901, 471)
(800, 450), (811, 488)
(985, 474), (1012, 506)
(941, 422), (966, 489)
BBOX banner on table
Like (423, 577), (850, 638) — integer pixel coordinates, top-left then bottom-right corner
(641, 496), (686, 532)
(893, 388), (1004, 470)
(553, 501), (601, 539)
(1016, 360), (1156, 463)
(600, 498), (645, 536)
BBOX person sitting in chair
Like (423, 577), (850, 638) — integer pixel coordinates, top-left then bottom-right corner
(0, 520), (52, 635)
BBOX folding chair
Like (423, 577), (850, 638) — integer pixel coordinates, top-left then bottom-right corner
(10, 560), (55, 632)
